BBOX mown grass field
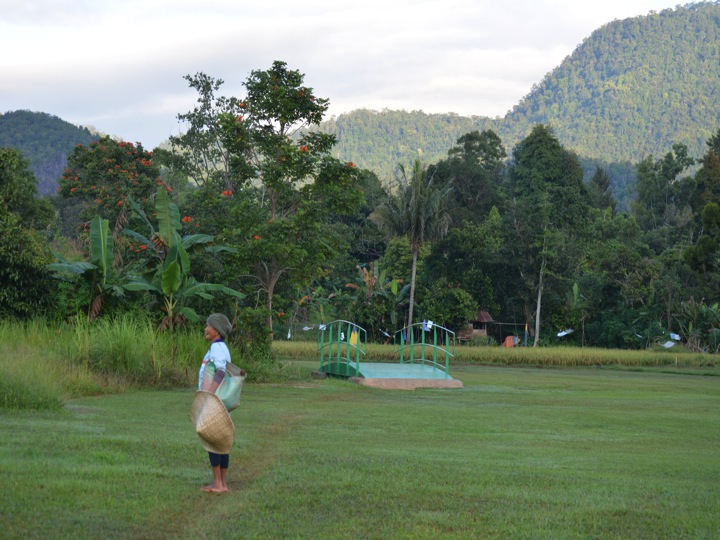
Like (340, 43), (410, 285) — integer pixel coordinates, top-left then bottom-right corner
(2, 360), (718, 539)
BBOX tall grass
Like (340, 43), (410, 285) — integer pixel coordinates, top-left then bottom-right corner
(2, 319), (717, 411)
(0, 317), (206, 409)
(0, 318), (299, 410)
(0, 319), (99, 410)
(273, 339), (719, 368)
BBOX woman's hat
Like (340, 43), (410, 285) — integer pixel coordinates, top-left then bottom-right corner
(207, 313), (232, 340)
(191, 391), (235, 454)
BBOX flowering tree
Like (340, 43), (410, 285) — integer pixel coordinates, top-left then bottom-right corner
(58, 136), (162, 227)
(174, 62), (364, 342)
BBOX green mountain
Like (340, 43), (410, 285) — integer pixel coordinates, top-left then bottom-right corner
(0, 110), (96, 196)
(2, 3), (718, 209)
(504, 1), (720, 161)
(320, 2), (720, 206)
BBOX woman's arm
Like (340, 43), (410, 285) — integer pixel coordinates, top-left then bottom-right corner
(201, 367), (225, 393)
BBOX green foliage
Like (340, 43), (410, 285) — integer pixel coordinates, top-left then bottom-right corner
(0, 147), (55, 229)
(678, 299), (720, 353)
(122, 186), (244, 329)
(344, 261), (408, 339)
(0, 149), (57, 319)
(430, 129), (506, 223)
(58, 136), (161, 226)
(418, 279), (477, 332)
(423, 209), (503, 315)
(503, 125), (590, 344)
(48, 216), (132, 319)
(586, 166), (617, 214)
(165, 72), (243, 188)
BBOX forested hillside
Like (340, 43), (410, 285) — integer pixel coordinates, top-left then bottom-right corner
(0, 110), (96, 196)
(505, 1), (720, 161)
(319, 2), (720, 207)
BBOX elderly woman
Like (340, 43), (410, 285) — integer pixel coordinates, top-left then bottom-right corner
(197, 313), (233, 493)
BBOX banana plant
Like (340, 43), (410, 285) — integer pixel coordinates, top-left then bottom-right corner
(345, 261), (409, 330)
(48, 216), (128, 319)
(123, 186), (243, 331)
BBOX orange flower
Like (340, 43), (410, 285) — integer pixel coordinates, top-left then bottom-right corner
(139, 245), (147, 250)
(221, 190), (233, 197)
(253, 235), (261, 240)
(182, 216), (193, 223)
(299, 145), (309, 153)
(117, 200), (123, 206)
(278, 311), (284, 318)
(346, 162), (355, 167)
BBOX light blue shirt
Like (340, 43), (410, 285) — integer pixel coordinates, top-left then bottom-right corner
(198, 340), (231, 390)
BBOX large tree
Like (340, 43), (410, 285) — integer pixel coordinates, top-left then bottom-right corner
(430, 129), (506, 224)
(631, 143), (696, 252)
(159, 73), (243, 190)
(504, 125), (590, 345)
(684, 129), (720, 298)
(176, 62), (363, 340)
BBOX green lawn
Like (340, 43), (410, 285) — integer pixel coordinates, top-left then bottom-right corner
(1, 363), (718, 539)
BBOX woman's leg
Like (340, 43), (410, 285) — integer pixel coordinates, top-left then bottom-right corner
(219, 454), (230, 490)
(202, 452), (229, 492)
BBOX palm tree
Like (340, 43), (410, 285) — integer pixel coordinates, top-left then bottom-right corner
(371, 159), (452, 328)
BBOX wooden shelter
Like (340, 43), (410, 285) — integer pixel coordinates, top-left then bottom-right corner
(458, 310), (494, 341)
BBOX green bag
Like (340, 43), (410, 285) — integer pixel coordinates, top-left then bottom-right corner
(215, 362), (246, 412)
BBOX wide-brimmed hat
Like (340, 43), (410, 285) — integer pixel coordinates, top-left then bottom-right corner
(191, 391), (235, 454)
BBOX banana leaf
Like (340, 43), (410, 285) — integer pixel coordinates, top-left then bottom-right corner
(89, 217), (113, 284)
(161, 260), (182, 296)
(155, 186), (180, 246)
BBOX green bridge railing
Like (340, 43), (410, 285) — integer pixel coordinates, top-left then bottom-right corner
(318, 320), (367, 377)
(394, 321), (456, 376)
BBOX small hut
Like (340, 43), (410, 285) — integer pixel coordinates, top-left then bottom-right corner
(458, 310), (494, 341)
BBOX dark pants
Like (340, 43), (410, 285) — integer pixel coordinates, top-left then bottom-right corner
(209, 452), (229, 468)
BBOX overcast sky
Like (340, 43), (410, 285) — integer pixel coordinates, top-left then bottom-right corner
(1, 0), (682, 148)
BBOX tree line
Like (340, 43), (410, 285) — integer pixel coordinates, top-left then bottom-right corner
(1, 60), (719, 354)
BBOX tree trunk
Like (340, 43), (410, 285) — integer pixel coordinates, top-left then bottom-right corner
(533, 256), (546, 347)
(408, 247), (419, 328)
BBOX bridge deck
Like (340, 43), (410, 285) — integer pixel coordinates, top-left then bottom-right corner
(320, 361), (463, 389)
